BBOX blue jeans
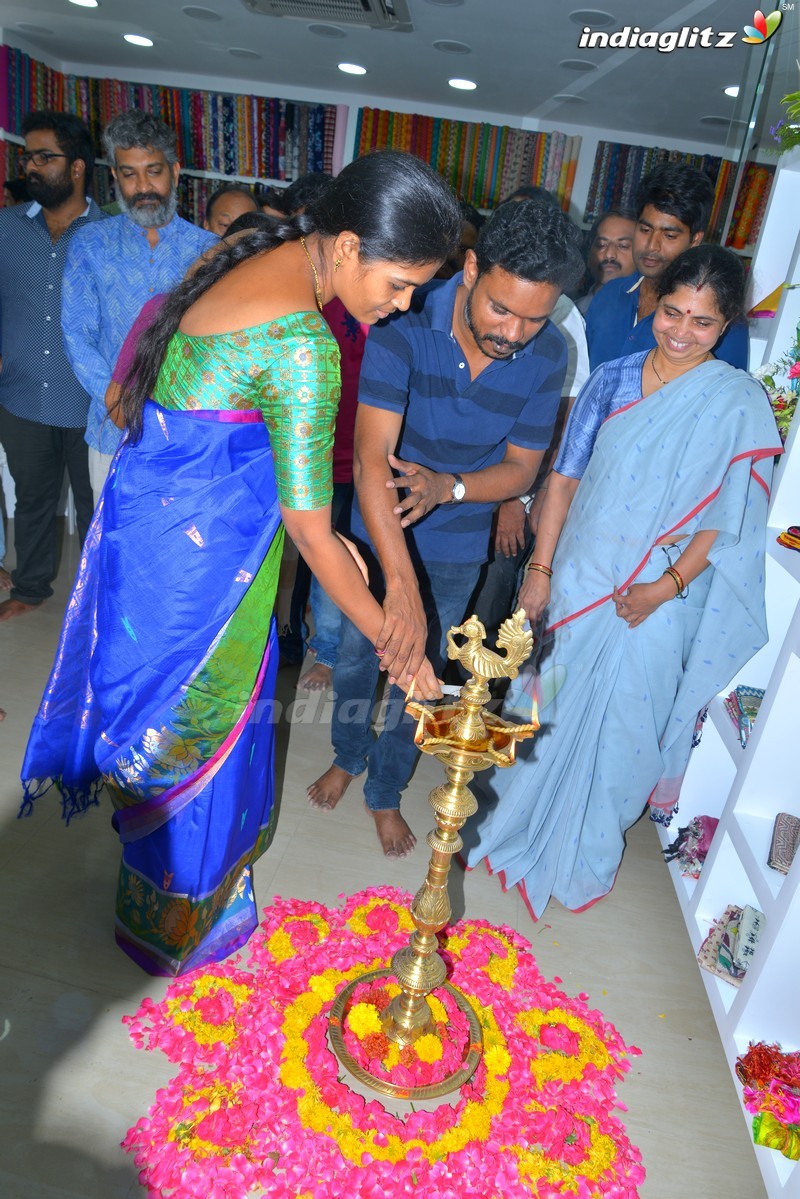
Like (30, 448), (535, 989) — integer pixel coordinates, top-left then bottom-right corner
(331, 557), (481, 811)
(308, 578), (341, 668)
(308, 482), (353, 669)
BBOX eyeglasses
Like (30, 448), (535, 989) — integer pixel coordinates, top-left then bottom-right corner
(19, 150), (69, 169)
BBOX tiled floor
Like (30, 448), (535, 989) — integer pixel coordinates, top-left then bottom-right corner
(0, 526), (766, 1198)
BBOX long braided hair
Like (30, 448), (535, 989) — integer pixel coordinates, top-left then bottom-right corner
(120, 215), (308, 439)
(120, 150), (461, 441)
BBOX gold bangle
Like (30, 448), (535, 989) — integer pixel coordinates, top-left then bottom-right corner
(663, 566), (686, 598)
(526, 562), (553, 577)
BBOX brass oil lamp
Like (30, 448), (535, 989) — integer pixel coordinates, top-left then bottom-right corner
(329, 609), (538, 1099)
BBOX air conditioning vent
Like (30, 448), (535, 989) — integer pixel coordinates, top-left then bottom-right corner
(239, 0), (413, 32)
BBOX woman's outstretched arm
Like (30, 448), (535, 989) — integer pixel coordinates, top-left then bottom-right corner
(517, 471), (579, 623)
(281, 505), (442, 699)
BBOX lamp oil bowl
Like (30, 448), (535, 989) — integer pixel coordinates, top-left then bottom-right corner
(329, 610), (538, 1100)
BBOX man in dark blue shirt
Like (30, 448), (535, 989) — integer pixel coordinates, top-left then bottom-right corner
(308, 199), (584, 858)
(0, 111), (104, 621)
(585, 163), (749, 372)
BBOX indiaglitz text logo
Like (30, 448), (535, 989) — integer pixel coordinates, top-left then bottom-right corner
(578, 6), (786, 52)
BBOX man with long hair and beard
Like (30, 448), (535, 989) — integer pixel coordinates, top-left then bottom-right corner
(62, 111), (216, 502)
(0, 111), (103, 621)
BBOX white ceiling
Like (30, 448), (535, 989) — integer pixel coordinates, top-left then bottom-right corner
(0, 0), (797, 153)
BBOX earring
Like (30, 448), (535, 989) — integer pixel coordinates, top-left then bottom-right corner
(334, 257), (342, 273)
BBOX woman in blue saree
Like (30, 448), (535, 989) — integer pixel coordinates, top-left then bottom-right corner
(466, 246), (782, 920)
(20, 151), (459, 975)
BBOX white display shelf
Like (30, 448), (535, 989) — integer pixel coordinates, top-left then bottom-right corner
(768, 529), (800, 588)
(664, 146), (800, 1199)
(733, 810), (788, 902)
(708, 694), (746, 762)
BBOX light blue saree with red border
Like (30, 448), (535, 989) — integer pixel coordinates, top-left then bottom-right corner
(466, 359), (782, 920)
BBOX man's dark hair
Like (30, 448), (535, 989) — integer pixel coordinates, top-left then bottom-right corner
(655, 244), (745, 323)
(587, 206), (637, 244)
(279, 171), (333, 216)
(474, 197), (584, 290)
(205, 183), (257, 223)
(460, 200), (484, 233)
(501, 183), (560, 209)
(224, 211), (276, 238)
(4, 178), (30, 203)
(635, 164), (715, 238)
(21, 110), (95, 188)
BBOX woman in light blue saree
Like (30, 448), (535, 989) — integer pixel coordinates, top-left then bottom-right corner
(466, 246), (782, 920)
(19, 152), (458, 975)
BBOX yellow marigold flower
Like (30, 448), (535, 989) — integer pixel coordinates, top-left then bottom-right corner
(279, 1058), (310, 1089)
(484, 1045), (511, 1076)
(461, 1101), (492, 1140)
(308, 973), (337, 1002)
(282, 1006), (311, 1036)
(427, 994), (448, 1023)
(443, 934), (469, 955)
(485, 951), (517, 990)
(281, 1039), (309, 1062)
(414, 1034), (444, 1063)
(294, 992), (323, 1019)
(384, 1042), (402, 1069)
(515, 1147), (570, 1186)
(585, 1132), (618, 1178)
(267, 929), (294, 962)
(346, 1002), (383, 1038)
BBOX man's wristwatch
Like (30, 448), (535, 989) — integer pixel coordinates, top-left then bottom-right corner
(451, 473), (466, 502)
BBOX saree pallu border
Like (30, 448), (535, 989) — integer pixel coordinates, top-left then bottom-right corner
(21, 401), (285, 975)
(467, 363), (781, 916)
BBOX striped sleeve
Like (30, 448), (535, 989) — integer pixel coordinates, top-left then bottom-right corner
(356, 319), (413, 414)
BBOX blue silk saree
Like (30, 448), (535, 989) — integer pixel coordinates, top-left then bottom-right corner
(20, 309), (340, 974)
(466, 358), (782, 920)
(20, 401), (283, 975)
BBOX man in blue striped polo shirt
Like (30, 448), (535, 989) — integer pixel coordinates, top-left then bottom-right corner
(308, 198), (584, 858)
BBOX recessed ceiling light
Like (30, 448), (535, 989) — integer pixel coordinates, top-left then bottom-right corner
(123, 34), (154, 47)
(229, 46), (262, 58)
(449, 78), (477, 90)
(553, 93), (588, 102)
(568, 9), (615, 26)
(425, 0), (465, 6)
(69, 0), (98, 7)
(338, 62), (367, 75)
(17, 23), (55, 34)
(308, 23), (346, 38)
(433, 40), (472, 54)
(182, 5), (222, 19)
(699, 115), (731, 126)
(724, 85), (740, 98)
(560, 59), (597, 71)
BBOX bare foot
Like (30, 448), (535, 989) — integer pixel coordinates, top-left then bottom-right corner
(308, 764), (354, 811)
(371, 809), (416, 859)
(298, 660), (333, 692)
(0, 568), (11, 591)
(0, 598), (39, 621)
